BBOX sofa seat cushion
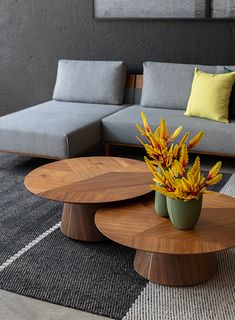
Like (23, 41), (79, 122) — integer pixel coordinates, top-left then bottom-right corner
(0, 101), (126, 159)
(102, 105), (235, 155)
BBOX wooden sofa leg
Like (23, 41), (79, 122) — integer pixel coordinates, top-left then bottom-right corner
(105, 143), (112, 156)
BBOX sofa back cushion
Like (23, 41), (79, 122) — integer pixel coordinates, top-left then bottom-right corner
(141, 62), (216, 110)
(53, 60), (127, 105)
(215, 65), (235, 74)
(223, 66), (235, 119)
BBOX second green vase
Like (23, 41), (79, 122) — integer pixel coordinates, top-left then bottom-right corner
(155, 190), (169, 218)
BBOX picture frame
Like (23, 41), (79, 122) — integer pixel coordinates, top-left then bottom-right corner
(94, 0), (208, 20)
(211, 0), (235, 18)
(94, 0), (235, 20)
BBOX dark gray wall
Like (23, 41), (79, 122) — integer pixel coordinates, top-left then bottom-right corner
(1, 0), (235, 115)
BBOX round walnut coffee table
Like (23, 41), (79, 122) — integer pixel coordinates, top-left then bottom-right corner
(95, 192), (235, 286)
(24, 157), (152, 241)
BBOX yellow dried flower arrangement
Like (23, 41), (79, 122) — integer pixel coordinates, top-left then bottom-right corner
(146, 150), (222, 201)
(136, 112), (204, 170)
(137, 112), (222, 201)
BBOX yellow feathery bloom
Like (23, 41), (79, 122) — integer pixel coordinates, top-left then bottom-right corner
(187, 170), (195, 185)
(179, 132), (190, 147)
(167, 126), (183, 144)
(144, 144), (156, 155)
(148, 132), (159, 149)
(206, 174), (223, 186)
(136, 124), (145, 136)
(151, 185), (176, 198)
(144, 157), (157, 175)
(141, 112), (151, 133)
(160, 118), (169, 140)
(191, 156), (200, 175)
(207, 161), (222, 180)
(179, 144), (188, 168)
(200, 175), (206, 185)
(188, 131), (205, 149)
(172, 144), (179, 158)
(164, 170), (176, 188)
(181, 177), (192, 192)
(136, 135), (146, 146)
(154, 127), (160, 139)
(170, 161), (177, 176)
(201, 188), (213, 194)
(153, 173), (166, 186)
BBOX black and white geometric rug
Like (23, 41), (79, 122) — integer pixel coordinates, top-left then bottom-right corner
(0, 154), (234, 320)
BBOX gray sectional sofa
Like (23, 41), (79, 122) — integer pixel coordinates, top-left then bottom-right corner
(0, 60), (234, 159)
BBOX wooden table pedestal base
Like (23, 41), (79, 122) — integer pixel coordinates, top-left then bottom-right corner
(134, 250), (218, 286)
(61, 203), (106, 241)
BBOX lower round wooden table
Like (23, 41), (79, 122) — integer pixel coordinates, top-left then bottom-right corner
(24, 156), (152, 241)
(95, 192), (235, 286)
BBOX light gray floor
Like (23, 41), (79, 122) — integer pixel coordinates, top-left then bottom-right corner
(0, 290), (111, 320)
(1, 150), (234, 320)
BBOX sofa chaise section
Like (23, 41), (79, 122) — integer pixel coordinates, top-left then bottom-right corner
(0, 100), (126, 159)
(0, 60), (128, 159)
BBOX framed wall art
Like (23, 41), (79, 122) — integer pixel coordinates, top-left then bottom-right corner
(211, 0), (235, 18)
(94, 0), (207, 20)
(94, 0), (235, 20)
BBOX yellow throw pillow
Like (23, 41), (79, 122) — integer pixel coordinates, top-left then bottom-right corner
(185, 68), (235, 123)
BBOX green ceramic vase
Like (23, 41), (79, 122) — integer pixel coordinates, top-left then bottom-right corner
(166, 196), (203, 230)
(155, 190), (169, 218)
(154, 167), (169, 218)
